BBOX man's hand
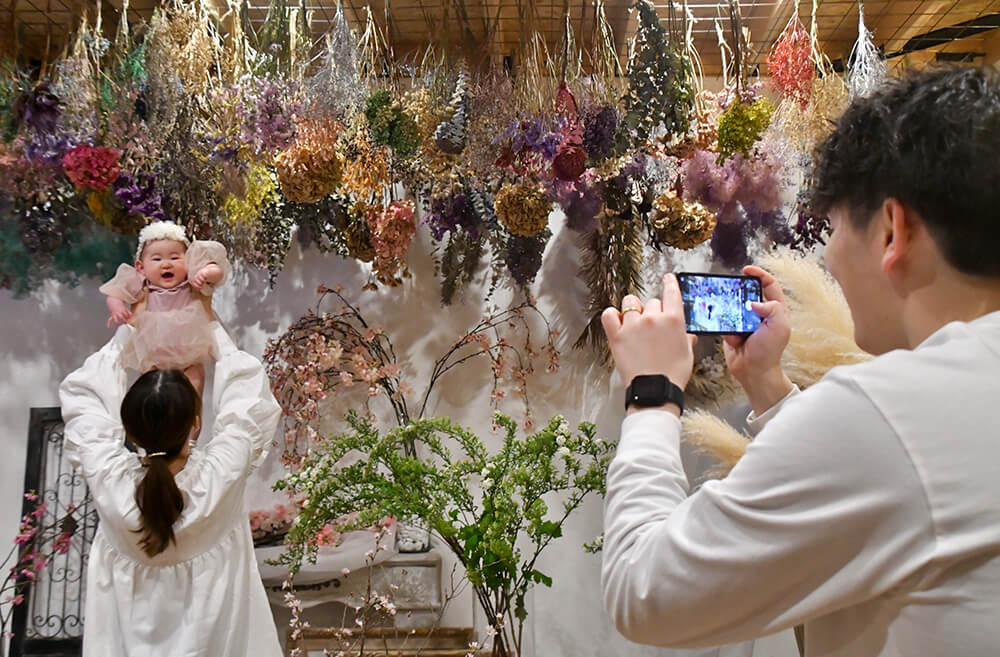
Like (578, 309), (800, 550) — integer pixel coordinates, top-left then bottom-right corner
(601, 274), (697, 413)
(189, 264), (223, 292)
(106, 296), (132, 328)
(722, 265), (794, 415)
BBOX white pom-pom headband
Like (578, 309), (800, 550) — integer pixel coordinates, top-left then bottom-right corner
(136, 221), (190, 260)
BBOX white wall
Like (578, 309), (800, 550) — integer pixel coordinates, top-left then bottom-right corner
(0, 215), (798, 657)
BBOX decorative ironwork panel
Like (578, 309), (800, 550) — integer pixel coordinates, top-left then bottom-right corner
(10, 408), (98, 657)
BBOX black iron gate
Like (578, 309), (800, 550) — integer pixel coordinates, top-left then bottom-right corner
(10, 408), (97, 657)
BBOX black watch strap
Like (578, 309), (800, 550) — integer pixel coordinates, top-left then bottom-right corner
(625, 375), (685, 414)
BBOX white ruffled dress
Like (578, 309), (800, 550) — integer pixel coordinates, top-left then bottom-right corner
(59, 325), (283, 657)
(99, 240), (231, 372)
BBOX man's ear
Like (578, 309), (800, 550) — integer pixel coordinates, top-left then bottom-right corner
(879, 198), (915, 275)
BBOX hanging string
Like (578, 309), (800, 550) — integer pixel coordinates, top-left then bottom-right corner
(848, 1), (887, 99)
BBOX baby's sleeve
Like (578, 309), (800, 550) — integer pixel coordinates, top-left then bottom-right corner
(186, 240), (231, 297)
(98, 263), (145, 304)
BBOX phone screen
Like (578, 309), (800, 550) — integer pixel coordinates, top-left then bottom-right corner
(676, 273), (763, 335)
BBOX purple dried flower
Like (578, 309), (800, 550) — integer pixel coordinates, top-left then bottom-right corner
(746, 203), (794, 246)
(13, 84), (62, 135)
(425, 192), (482, 241)
(622, 152), (647, 180)
(581, 103), (618, 160)
(791, 205), (830, 252)
(23, 133), (77, 166)
(495, 116), (561, 160)
(113, 173), (166, 221)
(506, 234), (546, 286)
(549, 178), (603, 233)
(710, 220), (751, 269)
(238, 77), (301, 154)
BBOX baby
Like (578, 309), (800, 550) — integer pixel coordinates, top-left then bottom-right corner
(101, 221), (230, 395)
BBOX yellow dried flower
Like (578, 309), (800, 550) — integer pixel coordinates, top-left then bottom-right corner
(651, 192), (717, 249)
(276, 119), (343, 203)
(773, 75), (848, 155)
(495, 183), (552, 237)
(222, 163), (279, 226)
(146, 2), (220, 97)
(340, 135), (390, 199)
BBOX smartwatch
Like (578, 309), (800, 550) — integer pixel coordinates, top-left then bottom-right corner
(625, 375), (685, 414)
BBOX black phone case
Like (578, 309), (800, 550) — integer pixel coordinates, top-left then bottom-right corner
(675, 272), (763, 336)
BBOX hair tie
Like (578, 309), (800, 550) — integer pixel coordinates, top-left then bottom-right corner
(140, 451), (169, 467)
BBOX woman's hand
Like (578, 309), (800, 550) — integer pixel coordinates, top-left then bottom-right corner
(106, 296), (132, 328)
(722, 265), (795, 415)
(190, 264), (223, 292)
(601, 274), (697, 411)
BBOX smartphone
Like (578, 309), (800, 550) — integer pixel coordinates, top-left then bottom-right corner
(675, 272), (763, 336)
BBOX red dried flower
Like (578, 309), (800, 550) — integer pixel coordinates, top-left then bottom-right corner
(62, 144), (122, 191)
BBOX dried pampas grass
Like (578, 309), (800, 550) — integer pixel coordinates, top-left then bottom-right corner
(681, 410), (750, 477)
(758, 250), (872, 387)
(681, 250), (871, 475)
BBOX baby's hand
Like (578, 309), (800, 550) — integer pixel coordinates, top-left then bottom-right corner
(189, 270), (208, 291)
(189, 264), (223, 292)
(106, 296), (132, 328)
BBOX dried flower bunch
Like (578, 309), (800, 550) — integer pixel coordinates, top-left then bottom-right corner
(263, 285), (560, 468)
(494, 182), (553, 238)
(767, 9), (815, 107)
(649, 190), (717, 249)
(275, 118), (343, 204)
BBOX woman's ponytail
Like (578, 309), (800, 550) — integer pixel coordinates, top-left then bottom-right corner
(121, 369), (201, 557)
(136, 455), (185, 556)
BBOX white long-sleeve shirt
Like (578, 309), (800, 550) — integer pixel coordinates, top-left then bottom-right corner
(59, 324), (283, 657)
(602, 311), (1000, 657)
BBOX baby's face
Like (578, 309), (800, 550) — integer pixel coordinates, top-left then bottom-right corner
(137, 239), (188, 289)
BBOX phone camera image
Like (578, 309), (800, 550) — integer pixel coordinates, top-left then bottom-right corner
(677, 274), (763, 335)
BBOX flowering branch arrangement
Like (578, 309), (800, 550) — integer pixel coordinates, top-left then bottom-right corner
(1, 492), (86, 643)
(263, 284), (560, 469)
(275, 412), (613, 657)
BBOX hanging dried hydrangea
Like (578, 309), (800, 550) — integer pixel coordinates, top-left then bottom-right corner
(767, 10), (814, 107)
(62, 145), (122, 191)
(340, 135), (390, 199)
(434, 67), (469, 155)
(650, 191), (717, 249)
(495, 183), (552, 237)
(366, 199), (416, 286)
(716, 97), (774, 161)
(847, 3), (887, 100)
(222, 162), (279, 226)
(275, 119), (343, 203)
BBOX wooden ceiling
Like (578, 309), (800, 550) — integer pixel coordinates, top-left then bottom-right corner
(4, 1), (1000, 77)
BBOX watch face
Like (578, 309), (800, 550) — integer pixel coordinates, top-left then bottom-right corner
(632, 375), (667, 400)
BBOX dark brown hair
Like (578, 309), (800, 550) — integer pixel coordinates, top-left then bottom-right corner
(809, 66), (1000, 277)
(120, 369), (201, 557)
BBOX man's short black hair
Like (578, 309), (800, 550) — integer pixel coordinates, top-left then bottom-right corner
(809, 66), (1000, 277)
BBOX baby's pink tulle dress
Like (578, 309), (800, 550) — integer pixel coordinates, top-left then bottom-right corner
(99, 240), (231, 372)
